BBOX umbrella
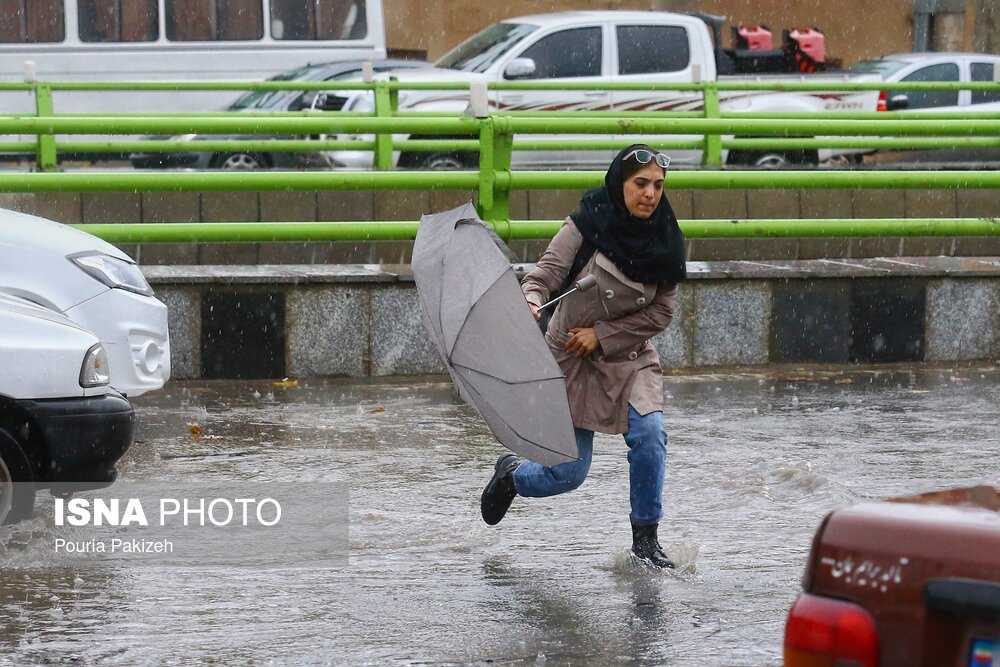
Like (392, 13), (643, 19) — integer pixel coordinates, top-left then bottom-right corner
(412, 202), (579, 466)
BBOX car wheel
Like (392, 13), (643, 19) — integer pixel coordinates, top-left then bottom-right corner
(750, 152), (792, 169)
(0, 428), (36, 525)
(729, 149), (817, 169)
(212, 152), (267, 170)
(419, 152), (471, 170)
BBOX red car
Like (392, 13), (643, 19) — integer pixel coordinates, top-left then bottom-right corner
(785, 485), (1000, 666)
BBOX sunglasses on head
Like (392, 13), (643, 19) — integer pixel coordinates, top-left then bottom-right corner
(623, 148), (671, 169)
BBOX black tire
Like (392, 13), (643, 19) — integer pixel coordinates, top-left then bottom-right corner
(727, 148), (818, 169)
(418, 152), (470, 170)
(211, 152), (268, 170)
(0, 428), (36, 525)
(397, 136), (478, 170)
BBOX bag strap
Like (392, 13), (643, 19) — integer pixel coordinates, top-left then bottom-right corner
(559, 239), (596, 296)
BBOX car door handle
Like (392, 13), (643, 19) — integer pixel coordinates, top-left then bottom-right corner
(583, 91), (605, 98)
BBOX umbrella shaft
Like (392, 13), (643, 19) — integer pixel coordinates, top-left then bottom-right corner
(539, 287), (578, 311)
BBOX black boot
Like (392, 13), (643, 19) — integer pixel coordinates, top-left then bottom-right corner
(480, 454), (521, 525)
(631, 522), (675, 569)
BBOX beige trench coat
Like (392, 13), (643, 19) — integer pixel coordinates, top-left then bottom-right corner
(521, 219), (679, 435)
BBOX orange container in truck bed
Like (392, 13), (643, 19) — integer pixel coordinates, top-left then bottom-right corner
(785, 486), (1000, 667)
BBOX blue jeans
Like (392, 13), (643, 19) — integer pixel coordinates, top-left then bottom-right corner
(511, 406), (667, 526)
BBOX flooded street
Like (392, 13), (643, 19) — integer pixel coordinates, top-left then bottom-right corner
(2, 364), (999, 665)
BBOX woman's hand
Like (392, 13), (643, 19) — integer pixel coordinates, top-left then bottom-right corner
(529, 303), (541, 321)
(565, 327), (598, 357)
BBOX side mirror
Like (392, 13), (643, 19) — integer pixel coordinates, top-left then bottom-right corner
(887, 94), (909, 111)
(504, 57), (536, 79)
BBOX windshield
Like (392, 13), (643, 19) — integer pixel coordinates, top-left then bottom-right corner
(850, 59), (909, 78)
(435, 22), (539, 73)
(229, 66), (332, 110)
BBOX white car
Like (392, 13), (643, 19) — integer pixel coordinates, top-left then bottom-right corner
(0, 293), (134, 524)
(0, 209), (170, 397)
(853, 52), (1000, 163)
(854, 52), (1000, 112)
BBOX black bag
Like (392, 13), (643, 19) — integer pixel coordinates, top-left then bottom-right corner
(535, 240), (596, 334)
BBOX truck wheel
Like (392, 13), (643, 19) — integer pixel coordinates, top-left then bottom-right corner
(0, 429), (36, 525)
(212, 152), (267, 170)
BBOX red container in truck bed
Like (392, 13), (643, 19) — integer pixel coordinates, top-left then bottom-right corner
(785, 486), (1000, 667)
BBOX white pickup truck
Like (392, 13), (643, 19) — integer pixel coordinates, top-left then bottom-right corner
(326, 11), (880, 169)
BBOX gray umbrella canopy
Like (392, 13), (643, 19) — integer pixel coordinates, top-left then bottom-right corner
(412, 203), (579, 466)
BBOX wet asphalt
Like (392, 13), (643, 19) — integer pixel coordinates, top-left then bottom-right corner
(1, 363), (998, 665)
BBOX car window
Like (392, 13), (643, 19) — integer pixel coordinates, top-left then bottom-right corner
(971, 62), (1000, 104)
(896, 63), (959, 109)
(229, 67), (315, 110)
(166, 0), (263, 41)
(850, 59), (908, 77)
(270, 0), (367, 41)
(617, 25), (689, 75)
(514, 27), (602, 79)
(436, 22), (539, 73)
(0, 0), (64, 42)
(79, 0), (158, 42)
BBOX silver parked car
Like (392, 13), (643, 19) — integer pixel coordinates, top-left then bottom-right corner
(129, 58), (426, 170)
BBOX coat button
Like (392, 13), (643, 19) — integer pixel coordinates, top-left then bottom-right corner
(636, 296), (647, 306)
(604, 289), (615, 300)
(628, 351), (638, 360)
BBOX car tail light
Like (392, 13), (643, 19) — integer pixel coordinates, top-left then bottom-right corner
(876, 90), (888, 112)
(785, 593), (879, 667)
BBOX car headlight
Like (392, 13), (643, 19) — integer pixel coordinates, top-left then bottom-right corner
(69, 252), (154, 296)
(80, 343), (110, 388)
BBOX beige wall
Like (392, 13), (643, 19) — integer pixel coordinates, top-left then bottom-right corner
(384, 0), (914, 67)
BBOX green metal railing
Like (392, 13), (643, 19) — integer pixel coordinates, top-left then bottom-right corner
(4, 78), (1000, 170)
(3, 78), (1000, 243)
(70, 218), (1000, 244)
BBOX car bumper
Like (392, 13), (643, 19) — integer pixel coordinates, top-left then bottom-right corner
(66, 289), (171, 397)
(17, 391), (134, 491)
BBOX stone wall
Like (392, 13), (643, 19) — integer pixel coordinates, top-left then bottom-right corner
(148, 257), (1000, 381)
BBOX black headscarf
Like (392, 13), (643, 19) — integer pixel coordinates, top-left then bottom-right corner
(570, 144), (687, 284)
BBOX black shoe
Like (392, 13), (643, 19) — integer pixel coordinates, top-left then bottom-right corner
(480, 454), (521, 525)
(631, 522), (675, 569)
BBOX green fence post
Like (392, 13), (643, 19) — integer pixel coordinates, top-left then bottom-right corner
(34, 84), (58, 172)
(373, 80), (394, 170)
(388, 77), (399, 116)
(701, 82), (722, 167)
(476, 115), (513, 239)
